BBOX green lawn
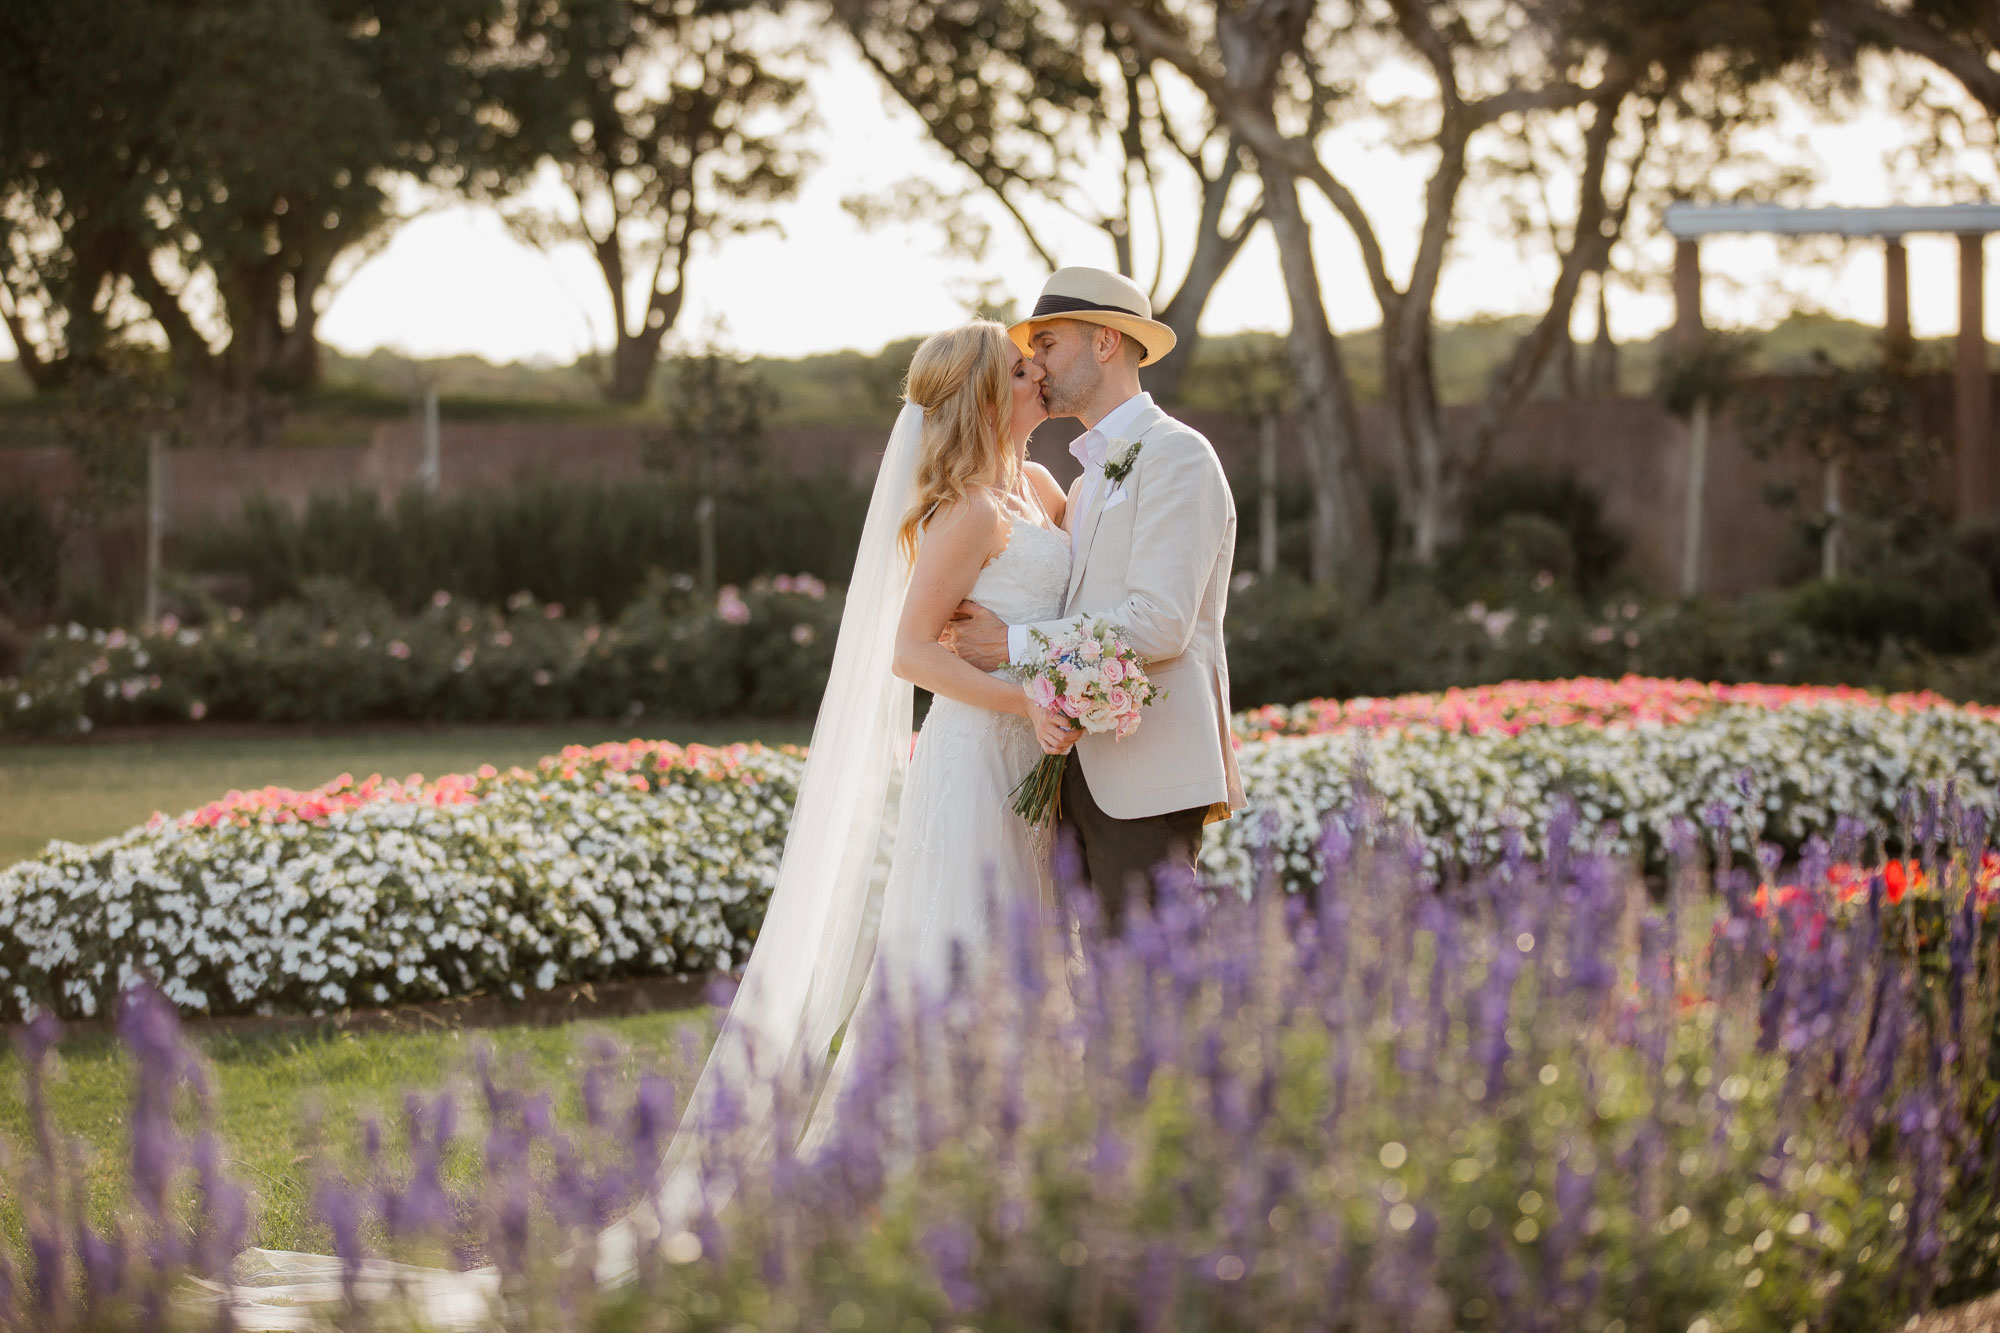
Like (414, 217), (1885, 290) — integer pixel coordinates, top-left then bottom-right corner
(0, 719), (812, 867)
(2, 1006), (714, 1255)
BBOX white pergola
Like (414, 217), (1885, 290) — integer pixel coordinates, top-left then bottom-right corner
(1663, 202), (1998, 514)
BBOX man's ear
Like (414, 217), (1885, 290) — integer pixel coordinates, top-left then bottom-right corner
(1094, 325), (1123, 365)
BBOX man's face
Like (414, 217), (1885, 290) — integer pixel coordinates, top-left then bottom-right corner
(1029, 319), (1101, 418)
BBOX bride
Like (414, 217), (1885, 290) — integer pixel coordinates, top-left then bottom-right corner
(222, 321), (1077, 1324)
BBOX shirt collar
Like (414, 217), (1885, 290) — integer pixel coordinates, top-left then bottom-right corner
(1068, 391), (1155, 472)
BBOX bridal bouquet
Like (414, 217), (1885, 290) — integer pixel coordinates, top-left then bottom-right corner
(1008, 619), (1164, 826)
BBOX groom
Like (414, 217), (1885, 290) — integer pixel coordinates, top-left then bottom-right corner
(947, 266), (1245, 928)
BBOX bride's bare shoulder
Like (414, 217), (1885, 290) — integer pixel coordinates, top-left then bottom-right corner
(921, 488), (1010, 556)
(1022, 462), (1067, 523)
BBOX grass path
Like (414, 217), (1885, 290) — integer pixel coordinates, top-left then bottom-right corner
(0, 718), (812, 867)
(2, 1006), (713, 1256)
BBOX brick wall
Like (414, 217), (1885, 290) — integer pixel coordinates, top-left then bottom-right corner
(6, 376), (1989, 599)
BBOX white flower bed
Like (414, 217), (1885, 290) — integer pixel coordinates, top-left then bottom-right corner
(0, 743), (803, 1021)
(1203, 700), (2000, 892)
(7, 692), (2000, 1020)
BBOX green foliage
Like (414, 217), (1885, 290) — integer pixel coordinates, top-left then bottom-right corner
(1, 574), (844, 733)
(0, 0), (504, 434)
(1787, 576), (1997, 655)
(475, 0), (809, 402)
(0, 491), (59, 623)
(1221, 565), (2000, 711)
(1653, 330), (1758, 420)
(172, 474), (869, 618)
(1445, 465), (1631, 599)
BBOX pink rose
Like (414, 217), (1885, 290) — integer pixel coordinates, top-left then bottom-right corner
(1057, 694), (1082, 718)
(1100, 657), (1125, 685)
(1080, 639), (1102, 663)
(1116, 713), (1139, 739)
(1028, 675), (1058, 709)
(1104, 686), (1132, 715)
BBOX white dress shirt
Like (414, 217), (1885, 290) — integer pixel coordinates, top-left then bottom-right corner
(1007, 391), (1154, 664)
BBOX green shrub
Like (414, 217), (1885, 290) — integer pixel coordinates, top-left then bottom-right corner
(0, 490), (61, 622)
(173, 473), (871, 617)
(1788, 575), (1996, 655)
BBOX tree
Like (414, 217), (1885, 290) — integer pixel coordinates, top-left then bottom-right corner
(0, 0), (505, 442)
(645, 331), (775, 594)
(1819, 0), (2000, 116)
(825, 0), (1263, 402)
(1740, 348), (1940, 583)
(1063, 0), (1823, 575)
(480, 0), (809, 404)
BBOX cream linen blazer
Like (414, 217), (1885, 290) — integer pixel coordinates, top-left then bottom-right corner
(1019, 402), (1246, 823)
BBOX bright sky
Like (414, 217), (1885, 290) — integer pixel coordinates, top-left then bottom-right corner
(3, 38), (1995, 368)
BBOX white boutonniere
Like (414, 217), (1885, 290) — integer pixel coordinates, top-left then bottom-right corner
(1101, 437), (1145, 485)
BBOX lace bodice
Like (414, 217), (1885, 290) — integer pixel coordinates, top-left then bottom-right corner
(971, 516), (1070, 630)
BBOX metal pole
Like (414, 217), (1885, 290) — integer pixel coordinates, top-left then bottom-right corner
(1958, 233), (1990, 519)
(144, 431), (166, 630)
(1258, 412), (1278, 579)
(1680, 396), (1708, 599)
(420, 387), (441, 495)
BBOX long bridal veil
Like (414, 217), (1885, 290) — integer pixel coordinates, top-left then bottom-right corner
(218, 404), (926, 1327)
(593, 398), (923, 1276)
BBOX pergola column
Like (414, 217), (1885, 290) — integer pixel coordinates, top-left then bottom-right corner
(1884, 236), (1911, 365)
(1959, 233), (1990, 519)
(1672, 239), (1704, 348)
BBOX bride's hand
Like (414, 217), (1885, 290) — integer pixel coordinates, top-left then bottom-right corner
(1030, 705), (1079, 756)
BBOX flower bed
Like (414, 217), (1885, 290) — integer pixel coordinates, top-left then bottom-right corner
(8, 679), (2000, 1020)
(0, 740), (805, 1021)
(1209, 690), (2000, 890)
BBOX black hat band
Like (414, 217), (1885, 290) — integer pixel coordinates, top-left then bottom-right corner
(1030, 293), (1146, 320)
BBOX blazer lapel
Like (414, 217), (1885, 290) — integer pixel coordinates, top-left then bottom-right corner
(1065, 405), (1170, 608)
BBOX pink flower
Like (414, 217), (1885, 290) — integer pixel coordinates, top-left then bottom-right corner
(544, 603), (564, 619)
(1100, 657), (1126, 685)
(189, 701), (207, 721)
(1116, 713), (1140, 739)
(387, 640), (412, 660)
(790, 623), (815, 646)
(717, 586), (751, 625)
(432, 590), (452, 609)
(1057, 694), (1082, 718)
(1104, 686), (1132, 715)
(1028, 675), (1058, 709)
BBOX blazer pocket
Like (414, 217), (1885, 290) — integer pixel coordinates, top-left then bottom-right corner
(1100, 487), (1130, 511)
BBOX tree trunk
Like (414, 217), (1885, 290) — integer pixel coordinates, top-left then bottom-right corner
(1385, 313), (1460, 563)
(607, 325), (672, 404)
(1261, 166), (1376, 589)
(1586, 275), (1618, 395)
(1147, 146), (1258, 405)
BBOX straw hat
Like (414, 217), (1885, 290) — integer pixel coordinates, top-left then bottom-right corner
(1008, 267), (1177, 367)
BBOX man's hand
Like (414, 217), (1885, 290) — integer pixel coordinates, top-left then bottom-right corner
(941, 599), (1010, 672)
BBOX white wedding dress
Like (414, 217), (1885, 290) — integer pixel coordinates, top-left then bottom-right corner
(215, 403), (1071, 1329)
(875, 514), (1069, 981)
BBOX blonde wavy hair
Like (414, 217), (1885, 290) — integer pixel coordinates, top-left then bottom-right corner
(897, 320), (1018, 562)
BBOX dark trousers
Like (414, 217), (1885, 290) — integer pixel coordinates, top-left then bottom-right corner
(1057, 759), (1207, 935)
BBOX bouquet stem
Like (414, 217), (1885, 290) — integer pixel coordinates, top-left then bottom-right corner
(1009, 753), (1067, 827)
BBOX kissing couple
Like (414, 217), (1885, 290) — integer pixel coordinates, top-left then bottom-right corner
(221, 265), (1245, 1324)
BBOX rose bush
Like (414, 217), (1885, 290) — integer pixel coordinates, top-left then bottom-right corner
(9, 679), (2000, 1021)
(0, 573), (840, 735)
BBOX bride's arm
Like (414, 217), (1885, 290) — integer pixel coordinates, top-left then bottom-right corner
(894, 495), (1069, 758)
